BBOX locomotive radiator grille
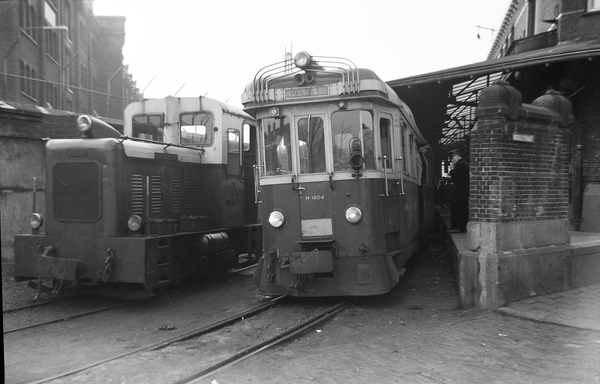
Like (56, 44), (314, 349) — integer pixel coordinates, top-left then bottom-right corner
(131, 174), (145, 215)
(171, 176), (182, 213)
(150, 175), (162, 213)
(186, 177), (198, 211)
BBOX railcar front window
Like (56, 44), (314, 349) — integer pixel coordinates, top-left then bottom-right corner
(298, 116), (325, 174)
(181, 112), (214, 146)
(332, 110), (374, 171)
(132, 114), (164, 141)
(262, 117), (292, 175)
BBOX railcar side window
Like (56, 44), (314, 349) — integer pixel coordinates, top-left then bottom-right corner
(228, 129), (240, 153)
(401, 121), (407, 172)
(262, 117), (292, 175)
(380, 118), (392, 169)
(180, 112), (214, 146)
(298, 116), (326, 174)
(331, 110), (374, 171)
(132, 114), (164, 141)
(409, 133), (415, 177)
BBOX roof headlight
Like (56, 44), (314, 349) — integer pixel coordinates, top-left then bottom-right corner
(128, 215), (143, 232)
(29, 213), (44, 230)
(345, 206), (362, 224)
(77, 115), (93, 133)
(268, 210), (285, 228)
(294, 51), (312, 69)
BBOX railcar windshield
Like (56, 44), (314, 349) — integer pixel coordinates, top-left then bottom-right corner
(262, 116), (292, 175)
(180, 112), (214, 146)
(331, 110), (375, 171)
(298, 116), (326, 174)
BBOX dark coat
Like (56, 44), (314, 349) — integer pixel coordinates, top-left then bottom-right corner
(450, 159), (469, 197)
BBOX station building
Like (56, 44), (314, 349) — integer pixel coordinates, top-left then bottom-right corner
(1, 0), (139, 261)
(0, 0), (141, 125)
(388, 0), (600, 308)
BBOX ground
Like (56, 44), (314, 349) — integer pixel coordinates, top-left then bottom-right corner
(3, 234), (600, 384)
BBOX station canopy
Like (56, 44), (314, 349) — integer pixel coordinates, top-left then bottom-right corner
(387, 40), (600, 156)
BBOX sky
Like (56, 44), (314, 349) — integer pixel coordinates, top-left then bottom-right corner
(93, 0), (511, 108)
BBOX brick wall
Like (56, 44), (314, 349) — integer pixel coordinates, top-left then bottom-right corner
(559, 0), (600, 42)
(472, 82), (572, 224)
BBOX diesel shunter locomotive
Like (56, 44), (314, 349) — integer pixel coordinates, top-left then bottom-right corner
(243, 52), (435, 297)
(14, 96), (261, 298)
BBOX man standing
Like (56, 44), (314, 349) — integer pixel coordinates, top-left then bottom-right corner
(449, 150), (469, 232)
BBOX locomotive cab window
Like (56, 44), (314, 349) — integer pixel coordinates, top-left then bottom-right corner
(227, 128), (241, 176)
(243, 123), (252, 152)
(262, 116), (292, 175)
(180, 112), (214, 146)
(331, 110), (374, 171)
(132, 114), (164, 142)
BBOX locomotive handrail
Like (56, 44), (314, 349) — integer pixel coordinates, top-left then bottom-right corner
(117, 135), (206, 152)
(380, 156), (389, 196)
(396, 157), (405, 195)
(253, 165), (262, 203)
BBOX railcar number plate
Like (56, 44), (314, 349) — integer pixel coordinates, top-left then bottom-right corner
(305, 195), (325, 201)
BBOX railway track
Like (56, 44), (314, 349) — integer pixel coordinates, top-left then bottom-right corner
(3, 265), (257, 335)
(3, 301), (130, 334)
(176, 299), (355, 384)
(29, 295), (286, 384)
(27, 295), (353, 384)
(2, 297), (65, 314)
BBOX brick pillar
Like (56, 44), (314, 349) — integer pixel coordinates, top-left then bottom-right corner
(458, 82), (574, 308)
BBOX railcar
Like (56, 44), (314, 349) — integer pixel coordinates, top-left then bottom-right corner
(243, 52), (435, 297)
(14, 96), (261, 298)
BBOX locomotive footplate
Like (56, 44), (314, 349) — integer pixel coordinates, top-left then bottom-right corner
(34, 253), (81, 281)
(290, 250), (333, 274)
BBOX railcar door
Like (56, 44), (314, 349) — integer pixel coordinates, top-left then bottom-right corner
(378, 113), (400, 237)
(242, 122), (258, 222)
(294, 114), (334, 240)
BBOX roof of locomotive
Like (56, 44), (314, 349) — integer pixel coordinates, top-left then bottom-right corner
(125, 96), (253, 121)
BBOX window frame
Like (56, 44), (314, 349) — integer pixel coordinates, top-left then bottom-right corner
(179, 111), (215, 147)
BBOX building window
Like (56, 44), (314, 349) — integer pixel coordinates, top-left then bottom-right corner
(589, 0), (600, 11)
(46, 29), (59, 61)
(20, 60), (37, 100)
(20, 2), (40, 42)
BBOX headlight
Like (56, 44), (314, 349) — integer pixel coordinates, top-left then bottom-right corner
(345, 207), (362, 224)
(268, 211), (285, 228)
(294, 51), (312, 69)
(29, 213), (44, 229)
(77, 115), (93, 133)
(128, 215), (143, 232)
